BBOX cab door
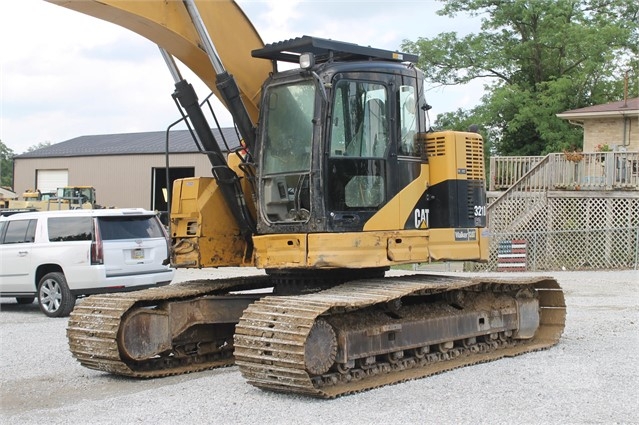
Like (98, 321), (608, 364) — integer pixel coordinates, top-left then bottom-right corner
(325, 75), (394, 231)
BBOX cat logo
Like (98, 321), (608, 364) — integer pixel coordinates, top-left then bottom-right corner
(414, 208), (429, 229)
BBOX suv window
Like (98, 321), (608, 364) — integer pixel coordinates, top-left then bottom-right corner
(48, 217), (93, 242)
(98, 216), (164, 240)
(2, 219), (37, 244)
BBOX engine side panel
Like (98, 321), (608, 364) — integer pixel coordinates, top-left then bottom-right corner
(252, 228), (487, 269)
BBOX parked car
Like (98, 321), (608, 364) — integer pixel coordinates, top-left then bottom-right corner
(0, 208), (175, 317)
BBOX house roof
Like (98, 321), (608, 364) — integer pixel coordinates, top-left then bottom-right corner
(16, 128), (241, 158)
(0, 187), (16, 199)
(556, 97), (639, 120)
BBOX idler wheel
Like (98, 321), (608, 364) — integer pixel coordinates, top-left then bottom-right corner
(119, 308), (171, 361)
(304, 319), (337, 375)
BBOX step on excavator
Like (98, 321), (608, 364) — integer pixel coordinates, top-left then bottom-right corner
(48, 0), (566, 398)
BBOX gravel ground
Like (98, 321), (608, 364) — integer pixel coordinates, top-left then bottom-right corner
(1, 268), (637, 425)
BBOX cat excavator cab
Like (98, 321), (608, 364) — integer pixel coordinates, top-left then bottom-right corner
(47, 0), (566, 398)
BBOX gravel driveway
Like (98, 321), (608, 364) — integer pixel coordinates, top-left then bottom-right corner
(1, 268), (637, 424)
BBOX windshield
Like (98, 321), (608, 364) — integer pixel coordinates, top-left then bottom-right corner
(262, 81), (315, 175)
(98, 216), (165, 240)
(259, 80), (315, 223)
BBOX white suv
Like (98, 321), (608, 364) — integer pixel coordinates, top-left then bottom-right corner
(0, 208), (175, 317)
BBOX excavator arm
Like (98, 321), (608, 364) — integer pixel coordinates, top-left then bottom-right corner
(46, 0), (272, 124)
(47, 0), (273, 248)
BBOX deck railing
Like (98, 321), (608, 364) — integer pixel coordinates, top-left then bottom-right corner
(490, 151), (639, 192)
(489, 156), (544, 190)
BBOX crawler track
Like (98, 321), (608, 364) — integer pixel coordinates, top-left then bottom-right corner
(234, 274), (565, 398)
(67, 276), (272, 378)
(68, 273), (565, 397)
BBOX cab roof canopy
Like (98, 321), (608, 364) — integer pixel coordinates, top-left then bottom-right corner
(252, 35), (418, 65)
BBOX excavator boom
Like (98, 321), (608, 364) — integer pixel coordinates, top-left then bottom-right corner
(46, 0), (270, 123)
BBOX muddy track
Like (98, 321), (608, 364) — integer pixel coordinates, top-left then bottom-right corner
(234, 274), (566, 398)
(67, 276), (273, 378)
(67, 273), (564, 395)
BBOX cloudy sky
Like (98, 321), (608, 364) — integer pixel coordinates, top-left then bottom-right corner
(0, 0), (483, 154)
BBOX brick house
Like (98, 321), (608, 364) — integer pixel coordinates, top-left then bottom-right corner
(556, 97), (638, 152)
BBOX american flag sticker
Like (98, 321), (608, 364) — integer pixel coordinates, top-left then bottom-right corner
(497, 239), (527, 272)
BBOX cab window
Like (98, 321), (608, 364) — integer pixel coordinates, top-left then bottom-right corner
(328, 80), (388, 210)
(330, 80), (388, 158)
(260, 80), (315, 223)
(1, 219), (37, 244)
(262, 81), (315, 175)
(398, 85), (418, 156)
(48, 217), (93, 242)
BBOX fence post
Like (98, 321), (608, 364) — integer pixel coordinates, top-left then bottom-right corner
(489, 156), (495, 191)
(532, 232), (537, 271)
(635, 227), (639, 270)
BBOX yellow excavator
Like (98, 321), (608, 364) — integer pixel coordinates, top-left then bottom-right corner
(48, 0), (565, 398)
(1, 186), (97, 214)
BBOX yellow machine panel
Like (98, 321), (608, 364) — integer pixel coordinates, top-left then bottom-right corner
(363, 163), (430, 232)
(252, 233), (308, 268)
(428, 228), (488, 261)
(423, 131), (485, 185)
(253, 228), (485, 270)
(171, 177), (249, 267)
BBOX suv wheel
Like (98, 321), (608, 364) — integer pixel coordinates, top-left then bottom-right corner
(37, 272), (76, 317)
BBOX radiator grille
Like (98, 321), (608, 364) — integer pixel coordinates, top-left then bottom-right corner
(465, 135), (485, 180)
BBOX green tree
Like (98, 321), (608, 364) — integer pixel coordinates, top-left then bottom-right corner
(0, 140), (14, 189)
(27, 141), (51, 152)
(402, 0), (638, 155)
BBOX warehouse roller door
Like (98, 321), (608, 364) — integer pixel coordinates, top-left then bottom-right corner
(36, 169), (68, 193)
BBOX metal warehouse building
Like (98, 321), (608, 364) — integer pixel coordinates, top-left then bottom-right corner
(12, 128), (240, 212)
